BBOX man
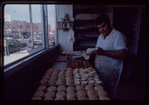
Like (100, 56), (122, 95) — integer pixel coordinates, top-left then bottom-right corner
(88, 14), (127, 98)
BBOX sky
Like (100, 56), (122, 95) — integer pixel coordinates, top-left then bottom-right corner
(4, 4), (56, 30)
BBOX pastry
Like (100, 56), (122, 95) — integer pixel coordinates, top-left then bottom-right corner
(37, 85), (46, 91)
(31, 96), (42, 100)
(88, 80), (94, 85)
(66, 80), (74, 85)
(40, 79), (48, 85)
(42, 75), (50, 80)
(55, 68), (60, 72)
(78, 97), (88, 100)
(66, 68), (73, 71)
(48, 79), (56, 85)
(58, 76), (65, 81)
(74, 81), (80, 85)
(87, 90), (98, 97)
(94, 85), (103, 91)
(56, 91), (66, 98)
(44, 91), (56, 98)
(88, 96), (99, 100)
(81, 81), (88, 85)
(67, 97), (76, 100)
(44, 97), (53, 100)
(47, 86), (57, 92)
(77, 90), (87, 97)
(94, 77), (99, 81)
(61, 68), (66, 71)
(65, 73), (73, 76)
(55, 97), (65, 100)
(85, 85), (94, 91)
(58, 73), (65, 77)
(76, 85), (85, 91)
(98, 90), (108, 97)
(57, 80), (65, 85)
(34, 91), (44, 97)
(57, 85), (66, 92)
(66, 76), (73, 80)
(66, 86), (76, 92)
(74, 75), (80, 79)
(50, 75), (58, 80)
(95, 81), (102, 85)
(46, 68), (54, 73)
(67, 92), (77, 98)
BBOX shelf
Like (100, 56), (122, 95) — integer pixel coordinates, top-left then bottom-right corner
(73, 5), (104, 9)
(74, 19), (96, 23)
(57, 27), (72, 29)
(73, 5), (105, 51)
(57, 21), (72, 23)
(75, 37), (98, 40)
(57, 21), (73, 29)
(73, 8), (105, 15)
(74, 28), (98, 31)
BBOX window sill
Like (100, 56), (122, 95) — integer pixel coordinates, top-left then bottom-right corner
(4, 43), (59, 79)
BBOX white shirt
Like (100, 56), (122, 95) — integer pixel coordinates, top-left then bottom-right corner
(94, 28), (127, 97)
(95, 28), (127, 69)
(95, 28), (127, 51)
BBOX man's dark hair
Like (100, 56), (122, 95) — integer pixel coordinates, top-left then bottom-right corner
(95, 14), (110, 25)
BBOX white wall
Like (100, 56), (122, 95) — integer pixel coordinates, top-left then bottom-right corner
(56, 5), (74, 52)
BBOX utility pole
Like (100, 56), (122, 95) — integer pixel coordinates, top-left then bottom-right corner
(13, 11), (21, 39)
(29, 4), (34, 49)
(4, 18), (10, 56)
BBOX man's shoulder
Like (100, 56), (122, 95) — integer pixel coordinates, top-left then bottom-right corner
(113, 28), (127, 42)
(97, 34), (103, 39)
(113, 28), (124, 36)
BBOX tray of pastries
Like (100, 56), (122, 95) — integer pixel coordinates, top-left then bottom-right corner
(61, 51), (86, 55)
(32, 60), (110, 100)
(32, 84), (110, 100)
(39, 67), (103, 87)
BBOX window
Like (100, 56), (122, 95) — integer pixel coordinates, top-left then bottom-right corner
(4, 4), (56, 68)
(47, 5), (56, 46)
(12, 25), (15, 29)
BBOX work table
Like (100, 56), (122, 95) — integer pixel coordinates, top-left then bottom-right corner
(31, 51), (110, 100)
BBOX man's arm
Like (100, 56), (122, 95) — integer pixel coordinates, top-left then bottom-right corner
(94, 47), (126, 59)
(104, 49), (126, 59)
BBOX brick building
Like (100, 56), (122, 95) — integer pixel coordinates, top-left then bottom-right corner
(5, 18), (51, 39)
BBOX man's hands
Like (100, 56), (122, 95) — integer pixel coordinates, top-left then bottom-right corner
(93, 47), (105, 55)
(86, 47), (126, 59)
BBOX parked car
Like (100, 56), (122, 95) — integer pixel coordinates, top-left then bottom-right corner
(33, 36), (43, 45)
(4, 38), (27, 54)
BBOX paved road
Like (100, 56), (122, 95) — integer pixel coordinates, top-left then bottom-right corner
(17, 39), (32, 49)
(5, 38), (52, 56)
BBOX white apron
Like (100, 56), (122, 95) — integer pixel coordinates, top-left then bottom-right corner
(95, 55), (123, 97)
(94, 28), (127, 98)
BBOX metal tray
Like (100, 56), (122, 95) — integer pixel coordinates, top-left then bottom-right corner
(67, 54), (84, 61)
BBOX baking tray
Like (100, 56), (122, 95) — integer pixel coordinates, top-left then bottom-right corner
(67, 54), (84, 61)
(31, 84), (109, 100)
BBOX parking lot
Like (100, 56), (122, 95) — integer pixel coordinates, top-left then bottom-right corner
(4, 38), (54, 66)
(4, 39), (43, 66)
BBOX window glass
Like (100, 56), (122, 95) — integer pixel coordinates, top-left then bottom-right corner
(47, 5), (56, 46)
(4, 4), (44, 67)
(31, 4), (44, 49)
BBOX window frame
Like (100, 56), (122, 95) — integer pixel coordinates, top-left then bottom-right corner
(4, 4), (57, 72)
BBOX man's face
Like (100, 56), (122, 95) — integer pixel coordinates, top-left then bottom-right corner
(97, 21), (111, 37)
